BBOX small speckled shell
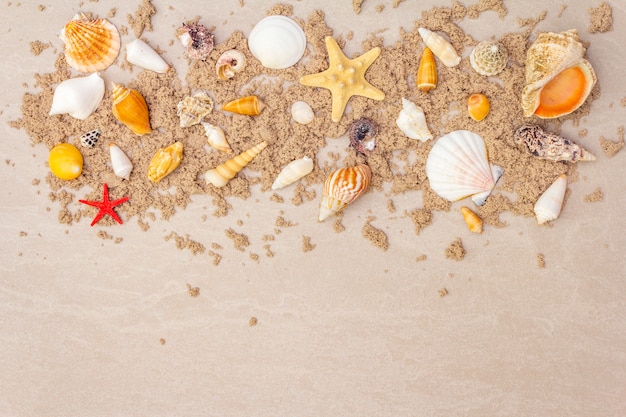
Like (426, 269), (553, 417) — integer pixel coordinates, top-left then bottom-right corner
(147, 141), (183, 183)
(318, 164), (371, 221)
(470, 40), (508, 76)
(513, 124), (596, 162)
(80, 129), (100, 148)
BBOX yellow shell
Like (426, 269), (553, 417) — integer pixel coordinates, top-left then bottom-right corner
(111, 83), (151, 135)
(48, 143), (83, 180)
(417, 47), (437, 93)
(58, 13), (121, 73)
(147, 142), (183, 183)
(460, 206), (483, 233)
(521, 30), (597, 118)
(221, 95), (265, 116)
(205, 141), (268, 187)
(318, 164), (371, 222)
(467, 93), (490, 121)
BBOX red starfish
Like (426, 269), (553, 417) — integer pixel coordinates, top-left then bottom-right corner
(79, 183), (130, 226)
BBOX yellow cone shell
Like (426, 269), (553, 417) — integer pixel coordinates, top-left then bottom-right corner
(205, 141), (268, 187)
(221, 96), (265, 116)
(111, 83), (151, 135)
(147, 141), (184, 183)
(417, 47), (437, 93)
(460, 206), (483, 233)
(49, 143), (83, 180)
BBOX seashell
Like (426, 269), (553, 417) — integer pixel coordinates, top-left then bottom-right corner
(108, 142), (133, 180)
(111, 83), (151, 135)
(416, 47), (437, 92)
(470, 40), (508, 76)
(58, 13), (120, 73)
(177, 92), (214, 128)
(272, 156), (314, 190)
(49, 72), (105, 120)
(147, 141), (184, 183)
(126, 39), (170, 73)
(319, 164), (371, 222)
(80, 129), (100, 148)
(216, 49), (246, 80)
(534, 174), (567, 225)
(521, 30), (597, 118)
(513, 124), (596, 162)
(291, 101), (314, 124)
(205, 141), (268, 187)
(248, 15), (307, 70)
(349, 118), (378, 156)
(425, 130), (503, 206)
(460, 206), (483, 234)
(222, 95), (265, 116)
(201, 122), (232, 153)
(48, 143), (83, 180)
(396, 98), (432, 141)
(176, 23), (214, 60)
(417, 28), (460, 67)
(467, 93), (490, 121)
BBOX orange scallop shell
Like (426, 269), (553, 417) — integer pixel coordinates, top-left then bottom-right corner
(318, 164), (371, 221)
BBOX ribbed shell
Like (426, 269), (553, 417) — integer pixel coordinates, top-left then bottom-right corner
(470, 40), (508, 76)
(318, 164), (371, 221)
(111, 83), (151, 135)
(248, 15), (306, 69)
(205, 141), (268, 187)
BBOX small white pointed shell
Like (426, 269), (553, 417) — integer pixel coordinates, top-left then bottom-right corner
(291, 101), (314, 124)
(272, 156), (314, 190)
(109, 142), (133, 180)
(418, 28), (460, 67)
(396, 98), (432, 141)
(49, 73), (105, 120)
(248, 15), (306, 69)
(205, 141), (268, 187)
(201, 122), (232, 153)
(534, 174), (567, 225)
(126, 39), (170, 73)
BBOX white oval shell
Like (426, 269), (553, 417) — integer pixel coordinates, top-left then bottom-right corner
(291, 101), (314, 124)
(418, 27), (460, 67)
(425, 130), (502, 205)
(272, 156), (314, 190)
(248, 15), (306, 69)
(109, 143), (133, 180)
(49, 73), (105, 120)
(201, 122), (232, 153)
(126, 39), (170, 73)
(534, 174), (567, 225)
(396, 98), (432, 141)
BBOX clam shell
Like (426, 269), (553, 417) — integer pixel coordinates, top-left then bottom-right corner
(248, 15), (306, 69)
(222, 95), (265, 116)
(291, 101), (314, 124)
(534, 174), (567, 225)
(147, 141), (184, 183)
(80, 129), (101, 148)
(513, 124), (596, 162)
(396, 98), (432, 141)
(111, 83), (151, 135)
(177, 92), (214, 128)
(470, 40), (508, 76)
(417, 47), (437, 92)
(425, 130), (503, 206)
(318, 164), (371, 222)
(205, 141), (268, 187)
(48, 143), (83, 180)
(109, 142), (133, 180)
(49, 73), (105, 120)
(417, 28), (460, 67)
(126, 39), (170, 73)
(58, 13), (120, 73)
(202, 122), (232, 153)
(467, 93), (490, 121)
(216, 49), (246, 80)
(272, 156), (314, 190)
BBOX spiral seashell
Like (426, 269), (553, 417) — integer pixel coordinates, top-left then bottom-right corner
(417, 28), (460, 67)
(48, 143), (83, 180)
(205, 141), (268, 187)
(221, 95), (265, 116)
(416, 47), (437, 92)
(109, 142), (133, 180)
(467, 93), (490, 121)
(513, 124), (596, 162)
(470, 40), (508, 76)
(111, 83), (151, 135)
(271, 156), (314, 190)
(58, 13), (120, 73)
(460, 206), (483, 234)
(348, 118), (378, 156)
(49, 73), (105, 120)
(80, 129), (101, 148)
(126, 39), (170, 73)
(176, 23), (214, 60)
(248, 15), (306, 69)
(202, 122), (232, 153)
(290, 101), (314, 124)
(318, 164), (371, 222)
(216, 49), (246, 80)
(147, 141), (184, 183)
(396, 98), (432, 141)
(534, 174), (567, 225)
(177, 92), (214, 128)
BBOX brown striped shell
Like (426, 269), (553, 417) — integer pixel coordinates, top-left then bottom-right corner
(318, 164), (371, 221)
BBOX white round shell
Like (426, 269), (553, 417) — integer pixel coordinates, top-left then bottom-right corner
(291, 101), (314, 124)
(49, 73), (105, 120)
(248, 15), (306, 69)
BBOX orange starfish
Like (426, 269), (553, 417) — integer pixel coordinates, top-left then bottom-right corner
(300, 36), (385, 122)
(79, 183), (129, 226)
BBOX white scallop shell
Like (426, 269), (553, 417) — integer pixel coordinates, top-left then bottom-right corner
(126, 39), (170, 73)
(396, 98), (432, 141)
(534, 174), (567, 225)
(201, 122), (232, 153)
(418, 27), (461, 67)
(109, 142), (133, 180)
(272, 156), (314, 190)
(425, 130), (503, 206)
(49, 73), (105, 120)
(291, 101), (314, 124)
(248, 15), (306, 69)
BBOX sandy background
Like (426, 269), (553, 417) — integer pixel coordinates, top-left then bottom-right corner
(1, 0), (625, 416)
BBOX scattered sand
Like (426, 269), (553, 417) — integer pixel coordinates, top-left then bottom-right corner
(186, 283), (200, 297)
(301, 235), (316, 252)
(249, 317), (258, 326)
(584, 187), (604, 203)
(361, 216), (389, 251)
(29, 40), (51, 56)
(588, 2), (613, 33)
(445, 238), (466, 261)
(536, 253), (546, 268)
(127, 0), (156, 38)
(438, 288), (449, 297)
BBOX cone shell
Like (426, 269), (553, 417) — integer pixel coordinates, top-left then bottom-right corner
(460, 206), (483, 234)
(521, 30), (597, 118)
(109, 142), (133, 180)
(202, 122), (232, 153)
(49, 73), (105, 120)
(111, 83), (151, 135)
(205, 141), (268, 187)
(514, 124), (595, 162)
(425, 130), (503, 206)
(318, 164), (371, 222)
(216, 49), (246, 80)
(417, 47), (437, 92)
(470, 40), (508, 76)
(534, 174), (567, 225)
(396, 98), (432, 141)
(177, 92), (214, 128)
(80, 129), (101, 148)
(222, 96), (265, 116)
(272, 156), (314, 190)
(48, 143), (83, 180)
(417, 28), (460, 67)
(467, 93), (490, 121)
(147, 141), (184, 183)
(248, 15), (307, 69)
(126, 39), (170, 73)
(58, 13), (120, 73)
